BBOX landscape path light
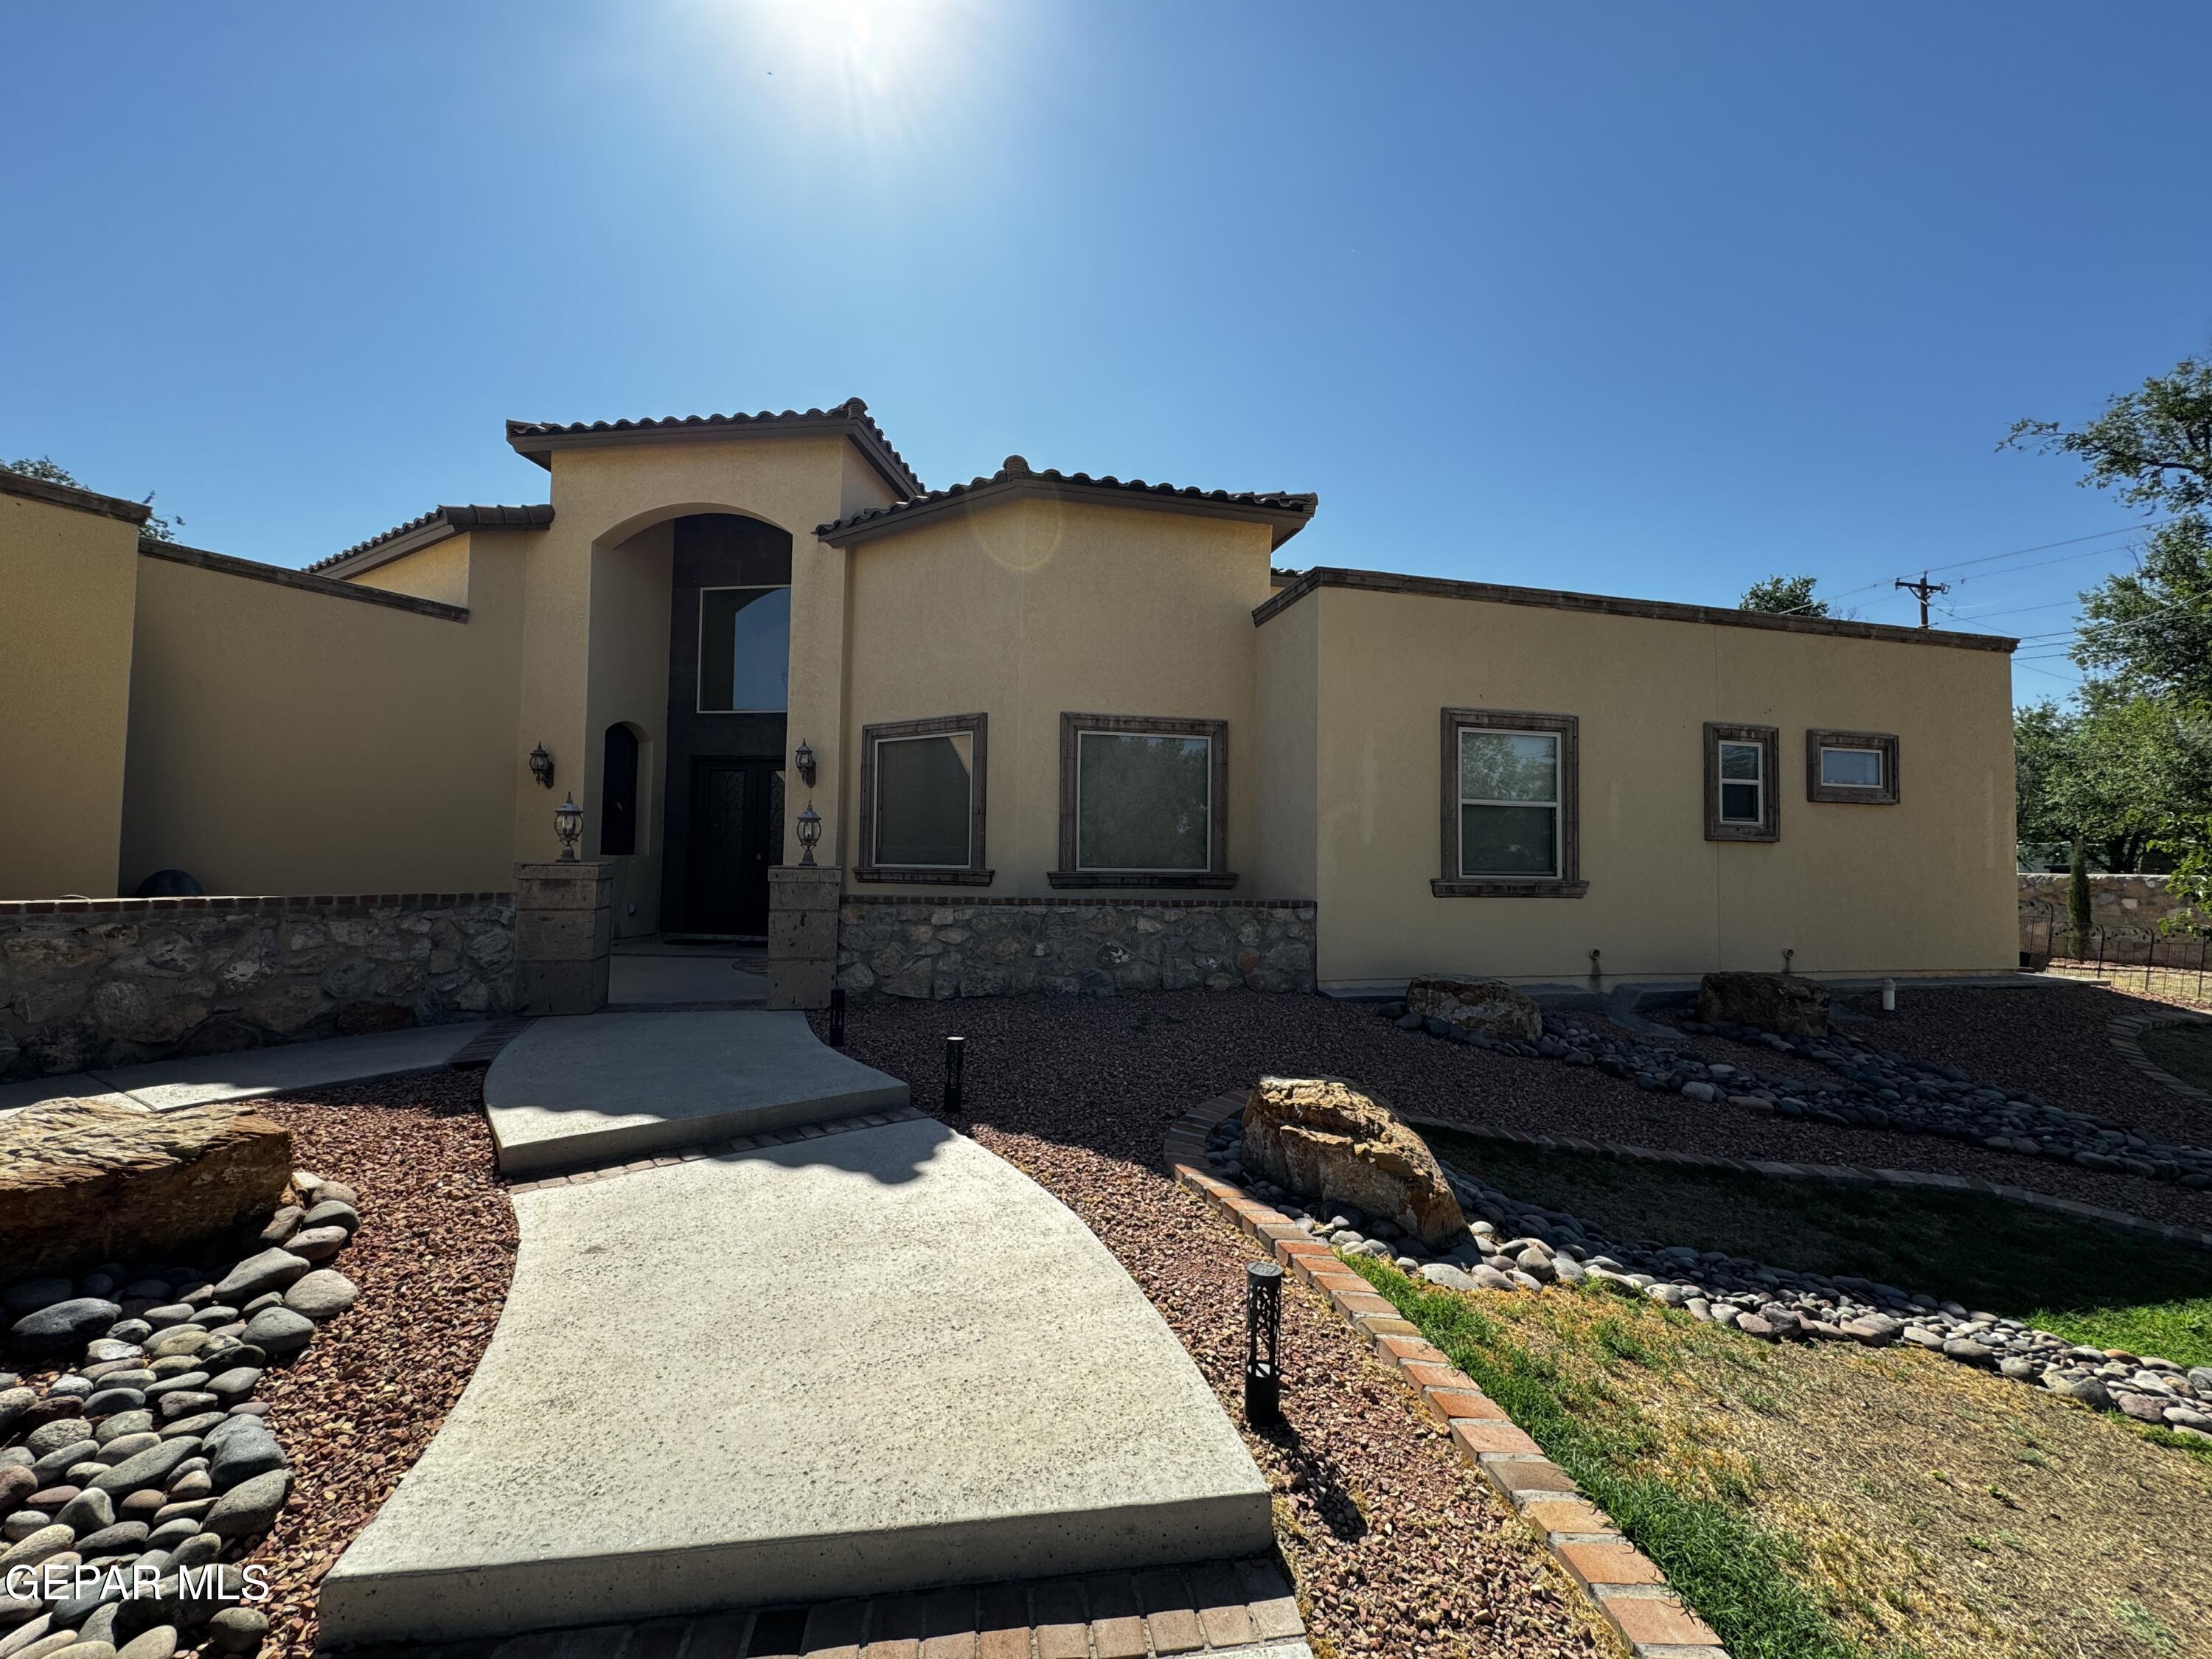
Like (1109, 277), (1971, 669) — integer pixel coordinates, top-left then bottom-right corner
(1245, 1259), (1283, 1425)
(554, 793), (583, 861)
(944, 1034), (964, 1115)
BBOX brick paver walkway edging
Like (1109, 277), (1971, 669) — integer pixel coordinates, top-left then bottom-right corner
(1397, 1113), (2212, 1256)
(2110, 1010), (2212, 1107)
(1163, 1092), (1731, 1659)
(333, 1559), (1308, 1659)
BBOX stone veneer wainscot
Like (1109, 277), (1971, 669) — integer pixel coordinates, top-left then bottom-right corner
(0, 893), (514, 1079)
(835, 897), (1316, 1001)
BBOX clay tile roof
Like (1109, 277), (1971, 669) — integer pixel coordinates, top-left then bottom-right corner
(503, 397), (922, 497)
(815, 454), (1318, 550)
(306, 504), (554, 574)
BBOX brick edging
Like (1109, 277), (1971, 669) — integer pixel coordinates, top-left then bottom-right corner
(838, 896), (1315, 911)
(1394, 1114), (2212, 1256)
(0, 891), (512, 919)
(1162, 1093), (1730, 1659)
(2110, 1010), (2212, 1107)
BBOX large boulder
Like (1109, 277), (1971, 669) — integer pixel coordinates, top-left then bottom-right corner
(1405, 976), (1541, 1043)
(1241, 1076), (1468, 1248)
(1695, 973), (1829, 1037)
(0, 1099), (291, 1281)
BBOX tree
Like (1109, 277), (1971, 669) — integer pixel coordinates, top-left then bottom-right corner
(3, 454), (178, 543)
(1739, 574), (1828, 616)
(2011, 689), (2212, 873)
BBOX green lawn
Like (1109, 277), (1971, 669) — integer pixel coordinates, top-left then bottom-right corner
(1421, 1126), (2212, 1370)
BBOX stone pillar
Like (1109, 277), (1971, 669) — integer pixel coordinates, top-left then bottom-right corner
(768, 865), (841, 1010)
(513, 861), (613, 1016)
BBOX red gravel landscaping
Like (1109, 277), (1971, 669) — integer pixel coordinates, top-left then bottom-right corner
(234, 1069), (516, 1659)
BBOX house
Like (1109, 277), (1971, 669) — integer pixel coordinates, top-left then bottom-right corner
(0, 400), (2019, 997)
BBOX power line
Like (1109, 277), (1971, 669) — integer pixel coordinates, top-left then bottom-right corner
(1760, 519), (2169, 619)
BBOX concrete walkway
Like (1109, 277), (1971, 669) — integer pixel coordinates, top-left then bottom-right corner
(483, 1010), (909, 1174)
(608, 938), (767, 1009)
(0, 1020), (490, 1115)
(319, 1110), (1274, 1644)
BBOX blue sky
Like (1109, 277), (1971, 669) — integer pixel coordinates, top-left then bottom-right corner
(8, 2), (2209, 704)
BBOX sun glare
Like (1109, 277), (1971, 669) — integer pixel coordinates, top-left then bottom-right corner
(700, 0), (981, 145)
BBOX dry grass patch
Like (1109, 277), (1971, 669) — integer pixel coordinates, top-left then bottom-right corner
(1359, 1265), (2212, 1659)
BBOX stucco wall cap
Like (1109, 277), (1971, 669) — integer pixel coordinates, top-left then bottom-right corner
(307, 504), (554, 577)
(815, 464), (1318, 550)
(503, 397), (923, 498)
(0, 470), (153, 526)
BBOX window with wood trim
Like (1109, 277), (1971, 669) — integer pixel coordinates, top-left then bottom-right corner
(1051, 714), (1234, 888)
(856, 714), (992, 884)
(1805, 728), (1900, 805)
(1704, 723), (1779, 841)
(1435, 708), (1585, 897)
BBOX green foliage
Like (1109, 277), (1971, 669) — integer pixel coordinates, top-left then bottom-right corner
(1740, 574), (1829, 616)
(2003, 355), (2212, 518)
(4, 453), (179, 543)
(2012, 689), (2212, 872)
(2076, 516), (2212, 707)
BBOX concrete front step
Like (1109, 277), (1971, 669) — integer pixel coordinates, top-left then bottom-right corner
(319, 1116), (1273, 1645)
(482, 1010), (908, 1174)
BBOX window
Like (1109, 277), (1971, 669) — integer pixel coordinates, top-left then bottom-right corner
(1805, 728), (1900, 804)
(857, 714), (991, 884)
(1051, 714), (1233, 888)
(1703, 723), (1779, 841)
(1435, 708), (1585, 897)
(698, 585), (790, 712)
(601, 723), (641, 856)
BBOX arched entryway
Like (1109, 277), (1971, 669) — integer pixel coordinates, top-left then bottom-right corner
(659, 512), (792, 936)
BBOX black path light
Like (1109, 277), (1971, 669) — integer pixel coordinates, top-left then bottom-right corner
(827, 986), (846, 1048)
(1245, 1260), (1284, 1425)
(944, 1034), (965, 1115)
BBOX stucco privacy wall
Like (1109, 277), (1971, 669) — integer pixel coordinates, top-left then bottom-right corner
(837, 495), (1276, 893)
(0, 481), (144, 900)
(119, 537), (528, 896)
(351, 535), (473, 608)
(521, 433), (900, 875)
(0, 894), (512, 1080)
(1271, 582), (2017, 989)
(835, 898), (1315, 1000)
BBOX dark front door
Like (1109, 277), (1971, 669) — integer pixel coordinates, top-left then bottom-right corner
(684, 759), (784, 935)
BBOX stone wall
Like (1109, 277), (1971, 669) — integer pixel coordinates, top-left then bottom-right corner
(0, 892), (513, 1079)
(2018, 873), (2204, 953)
(835, 897), (1316, 1001)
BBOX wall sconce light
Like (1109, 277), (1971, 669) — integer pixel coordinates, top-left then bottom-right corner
(796, 801), (822, 866)
(794, 738), (817, 788)
(528, 743), (555, 790)
(554, 793), (584, 861)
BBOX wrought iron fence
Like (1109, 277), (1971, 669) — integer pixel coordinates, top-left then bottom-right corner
(2020, 914), (2212, 1006)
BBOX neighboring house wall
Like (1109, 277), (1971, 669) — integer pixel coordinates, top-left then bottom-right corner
(1264, 579), (2017, 989)
(0, 482), (145, 900)
(838, 495), (1276, 896)
(119, 539), (527, 894)
(349, 535), (473, 608)
(0, 893), (512, 1079)
(2018, 873), (2205, 950)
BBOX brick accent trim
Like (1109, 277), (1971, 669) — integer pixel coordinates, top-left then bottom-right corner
(0, 891), (511, 917)
(1703, 723), (1780, 843)
(1804, 728), (1900, 806)
(2109, 1009), (2212, 1105)
(1057, 713), (1231, 886)
(1162, 1091), (1730, 1659)
(858, 712), (992, 885)
(1397, 1113), (2212, 1255)
(139, 538), (471, 622)
(1254, 565), (2018, 653)
(1436, 707), (1585, 898)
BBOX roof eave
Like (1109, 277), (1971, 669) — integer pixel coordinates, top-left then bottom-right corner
(817, 476), (1318, 549)
(504, 414), (922, 498)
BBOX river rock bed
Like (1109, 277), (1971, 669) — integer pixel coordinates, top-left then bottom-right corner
(1205, 1111), (2212, 1444)
(0, 1177), (362, 1659)
(1380, 998), (2212, 1187)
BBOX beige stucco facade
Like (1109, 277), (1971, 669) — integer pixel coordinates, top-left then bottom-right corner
(0, 401), (2020, 993)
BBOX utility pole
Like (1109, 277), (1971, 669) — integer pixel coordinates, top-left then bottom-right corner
(1895, 571), (1950, 627)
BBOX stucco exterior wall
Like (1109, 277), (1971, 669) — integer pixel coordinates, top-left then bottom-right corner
(1274, 585), (2016, 989)
(351, 535), (472, 608)
(524, 434), (864, 872)
(838, 496), (1277, 897)
(588, 518), (674, 933)
(1253, 591), (1319, 901)
(119, 546), (526, 894)
(0, 492), (140, 899)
